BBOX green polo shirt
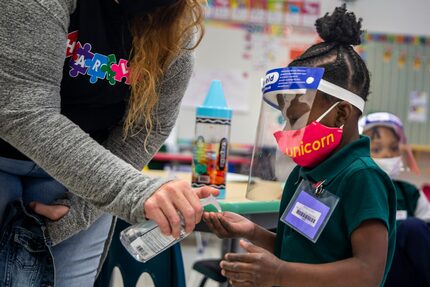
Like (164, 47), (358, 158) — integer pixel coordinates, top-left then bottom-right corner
(274, 136), (396, 286)
(393, 180), (420, 220)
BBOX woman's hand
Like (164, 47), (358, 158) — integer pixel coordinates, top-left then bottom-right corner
(220, 240), (285, 287)
(202, 212), (256, 240)
(144, 179), (219, 238)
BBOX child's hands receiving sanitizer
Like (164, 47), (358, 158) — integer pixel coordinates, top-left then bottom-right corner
(203, 211), (256, 240)
(120, 195), (221, 263)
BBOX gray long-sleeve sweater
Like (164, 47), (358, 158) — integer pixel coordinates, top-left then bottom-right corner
(0, 0), (193, 244)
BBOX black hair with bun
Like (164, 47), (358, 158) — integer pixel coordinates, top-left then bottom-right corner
(289, 4), (370, 104)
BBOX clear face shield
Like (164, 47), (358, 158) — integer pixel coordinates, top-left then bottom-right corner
(359, 112), (420, 178)
(247, 67), (365, 200)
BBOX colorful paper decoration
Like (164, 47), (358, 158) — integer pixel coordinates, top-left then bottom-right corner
(413, 55), (422, 70)
(398, 51), (407, 68)
(383, 47), (392, 63)
(364, 32), (430, 47)
(205, 0), (321, 28)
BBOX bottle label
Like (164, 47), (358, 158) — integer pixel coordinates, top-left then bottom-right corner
(129, 226), (187, 262)
(218, 138), (228, 170)
(192, 134), (228, 190)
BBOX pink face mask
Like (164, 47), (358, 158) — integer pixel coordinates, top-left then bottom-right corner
(274, 103), (343, 168)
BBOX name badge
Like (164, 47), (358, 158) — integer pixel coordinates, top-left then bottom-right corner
(281, 180), (339, 243)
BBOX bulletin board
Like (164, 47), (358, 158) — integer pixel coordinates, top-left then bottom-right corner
(362, 33), (430, 146)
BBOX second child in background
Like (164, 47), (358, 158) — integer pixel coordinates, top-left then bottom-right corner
(360, 112), (430, 287)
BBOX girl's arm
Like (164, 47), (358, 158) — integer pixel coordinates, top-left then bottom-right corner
(248, 223), (277, 253)
(221, 220), (388, 287)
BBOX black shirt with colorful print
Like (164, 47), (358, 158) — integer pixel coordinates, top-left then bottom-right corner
(0, 0), (132, 160)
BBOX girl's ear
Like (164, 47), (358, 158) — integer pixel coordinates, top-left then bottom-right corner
(336, 101), (353, 127)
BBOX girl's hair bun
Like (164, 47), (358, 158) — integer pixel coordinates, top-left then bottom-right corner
(315, 4), (363, 46)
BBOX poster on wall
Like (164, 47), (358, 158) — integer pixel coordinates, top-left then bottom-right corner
(249, 0), (267, 24)
(213, 0), (231, 20)
(302, 1), (321, 27)
(284, 1), (302, 26)
(231, 0), (250, 22)
(407, 91), (428, 123)
(267, 0), (284, 25)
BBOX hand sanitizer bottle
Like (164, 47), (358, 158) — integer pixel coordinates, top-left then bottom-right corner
(120, 195), (222, 263)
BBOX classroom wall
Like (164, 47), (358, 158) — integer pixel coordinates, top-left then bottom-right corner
(176, 25), (262, 145)
(333, 0), (430, 37)
(176, 0), (430, 144)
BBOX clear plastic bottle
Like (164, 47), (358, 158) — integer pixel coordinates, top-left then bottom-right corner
(192, 80), (232, 199)
(120, 195), (221, 263)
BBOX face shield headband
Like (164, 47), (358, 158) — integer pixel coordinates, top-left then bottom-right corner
(358, 112), (406, 144)
(262, 67), (365, 115)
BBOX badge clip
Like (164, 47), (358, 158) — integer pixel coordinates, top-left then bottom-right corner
(313, 180), (326, 197)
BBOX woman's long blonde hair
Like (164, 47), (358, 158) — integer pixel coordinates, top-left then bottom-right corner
(125, 0), (205, 140)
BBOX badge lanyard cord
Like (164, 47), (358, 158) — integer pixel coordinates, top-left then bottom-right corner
(314, 180), (326, 197)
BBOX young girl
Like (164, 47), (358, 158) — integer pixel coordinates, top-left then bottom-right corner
(360, 112), (430, 287)
(204, 6), (396, 287)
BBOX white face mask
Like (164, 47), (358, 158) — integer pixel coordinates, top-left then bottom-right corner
(374, 156), (404, 178)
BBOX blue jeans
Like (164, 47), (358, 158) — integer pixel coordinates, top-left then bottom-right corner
(0, 157), (112, 287)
